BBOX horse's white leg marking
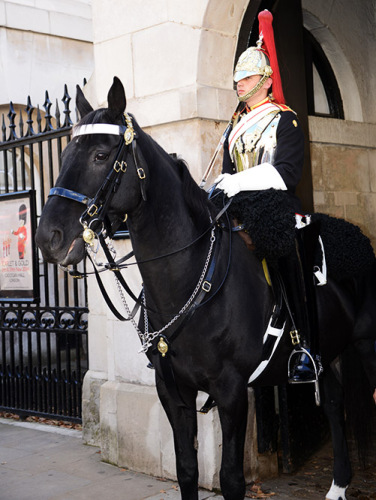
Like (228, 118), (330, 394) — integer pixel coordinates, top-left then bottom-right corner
(325, 480), (348, 500)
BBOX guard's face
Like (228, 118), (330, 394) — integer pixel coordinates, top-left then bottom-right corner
(236, 75), (272, 104)
(236, 74), (262, 98)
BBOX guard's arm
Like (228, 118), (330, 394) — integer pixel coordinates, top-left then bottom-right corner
(217, 110), (304, 197)
(215, 164), (287, 197)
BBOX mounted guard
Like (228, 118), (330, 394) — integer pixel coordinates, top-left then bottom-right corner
(34, 16), (376, 489)
(205, 10), (323, 386)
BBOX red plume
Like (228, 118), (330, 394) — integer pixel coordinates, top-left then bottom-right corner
(258, 10), (285, 105)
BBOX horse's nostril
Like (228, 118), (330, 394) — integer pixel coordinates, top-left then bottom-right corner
(50, 229), (63, 251)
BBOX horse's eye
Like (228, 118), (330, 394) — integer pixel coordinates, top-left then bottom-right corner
(95, 152), (109, 162)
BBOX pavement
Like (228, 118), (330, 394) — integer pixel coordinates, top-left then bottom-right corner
(0, 417), (375, 500)
(0, 418), (219, 500)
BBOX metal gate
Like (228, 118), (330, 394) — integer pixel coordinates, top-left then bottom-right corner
(0, 86), (88, 422)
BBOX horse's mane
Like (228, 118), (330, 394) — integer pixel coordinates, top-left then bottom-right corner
(173, 157), (213, 227)
(76, 108), (112, 126)
(131, 118), (213, 227)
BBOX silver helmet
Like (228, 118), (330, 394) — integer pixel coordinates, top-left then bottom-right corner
(234, 46), (272, 83)
(233, 34), (273, 102)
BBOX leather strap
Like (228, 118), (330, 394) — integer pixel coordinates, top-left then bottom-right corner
(98, 233), (159, 316)
(87, 252), (141, 321)
(48, 187), (91, 205)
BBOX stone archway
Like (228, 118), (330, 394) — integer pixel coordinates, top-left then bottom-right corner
(303, 10), (363, 122)
(198, 0), (249, 90)
(196, 0), (251, 120)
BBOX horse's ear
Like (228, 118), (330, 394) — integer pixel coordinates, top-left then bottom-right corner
(107, 77), (126, 117)
(76, 85), (94, 118)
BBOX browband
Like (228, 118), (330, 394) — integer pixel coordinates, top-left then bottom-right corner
(72, 124), (125, 137)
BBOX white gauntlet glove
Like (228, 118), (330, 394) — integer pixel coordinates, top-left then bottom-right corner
(214, 173), (241, 198)
(214, 163), (287, 197)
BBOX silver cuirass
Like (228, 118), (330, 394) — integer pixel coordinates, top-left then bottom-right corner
(231, 110), (281, 172)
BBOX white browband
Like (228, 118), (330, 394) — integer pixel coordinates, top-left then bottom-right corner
(72, 124), (124, 137)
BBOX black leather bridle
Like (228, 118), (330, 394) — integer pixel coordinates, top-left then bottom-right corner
(49, 112), (147, 243)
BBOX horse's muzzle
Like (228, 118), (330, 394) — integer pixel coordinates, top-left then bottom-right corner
(35, 225), (85, 265)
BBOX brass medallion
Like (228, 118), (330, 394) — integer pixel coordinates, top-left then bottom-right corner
(123, 113), (135, 145)
(157, 337), (169, 357)
(82, 226), (95, 246)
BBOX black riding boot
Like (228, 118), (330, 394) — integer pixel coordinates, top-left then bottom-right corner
(278, 221), (322, 384)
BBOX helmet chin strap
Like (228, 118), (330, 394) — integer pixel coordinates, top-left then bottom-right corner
(237, 73), (270, 103)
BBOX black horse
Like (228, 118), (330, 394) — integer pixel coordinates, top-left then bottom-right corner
(35, 77), (376, 500)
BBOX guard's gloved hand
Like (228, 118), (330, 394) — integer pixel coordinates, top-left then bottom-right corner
(214, 163), (288, 197)
(214, 173), (240, 198)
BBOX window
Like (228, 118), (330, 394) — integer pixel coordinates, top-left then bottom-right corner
(304, 28), (344, 119)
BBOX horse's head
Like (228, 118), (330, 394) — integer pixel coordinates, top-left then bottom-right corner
(36, 77), (148, 266)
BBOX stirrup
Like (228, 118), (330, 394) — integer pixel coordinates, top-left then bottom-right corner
(288, 347), (322, 406)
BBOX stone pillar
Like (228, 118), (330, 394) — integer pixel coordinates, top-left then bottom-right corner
(82, 0), (278, 490)
(0, 0), (93, 105)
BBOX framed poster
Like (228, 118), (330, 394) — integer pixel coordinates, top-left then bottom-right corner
(0, 190), (39, 301)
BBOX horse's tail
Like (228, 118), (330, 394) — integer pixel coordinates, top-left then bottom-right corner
(341, 345), (376, 466)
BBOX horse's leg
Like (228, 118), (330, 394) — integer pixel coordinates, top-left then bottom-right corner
(155, 373), (199, 500)
(216, 380), (248, 500)
(353, 337), (376, 394)
(352, 276), (376, 397)
(321, 366), (351, 500)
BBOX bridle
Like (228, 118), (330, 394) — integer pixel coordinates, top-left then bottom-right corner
(49, 111), (231, 266)
(49, 112), (147, 245)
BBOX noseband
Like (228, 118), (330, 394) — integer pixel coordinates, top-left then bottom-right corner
(49, 112), (147, 243)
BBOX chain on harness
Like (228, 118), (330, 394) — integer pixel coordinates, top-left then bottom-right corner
(139, 226), (216, 354)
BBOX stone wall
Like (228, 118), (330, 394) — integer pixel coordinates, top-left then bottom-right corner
(84, 0), (240, 179)
(0, 0), (93, 105)
(309, 117), (376, 247)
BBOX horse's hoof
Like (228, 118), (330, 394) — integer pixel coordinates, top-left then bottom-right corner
(325, 480), (348, 500)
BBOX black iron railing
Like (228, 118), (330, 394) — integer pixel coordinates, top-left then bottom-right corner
(0, 305), (88, 422)
(0, 85), (89, 422)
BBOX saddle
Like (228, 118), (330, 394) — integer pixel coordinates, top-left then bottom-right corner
(221, 188), (375, 280)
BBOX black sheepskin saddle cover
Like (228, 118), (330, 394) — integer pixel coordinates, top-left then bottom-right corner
(212, 189), (375, 282)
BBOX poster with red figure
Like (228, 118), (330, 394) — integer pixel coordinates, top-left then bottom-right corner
(0, 191), (38, 301)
